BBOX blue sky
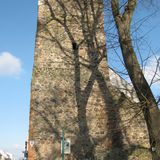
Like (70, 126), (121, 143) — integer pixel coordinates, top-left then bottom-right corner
(0, 0), (37, 158)
(0, 0), (159, 159)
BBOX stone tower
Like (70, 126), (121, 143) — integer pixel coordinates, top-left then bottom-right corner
(29, 0), (151, 159)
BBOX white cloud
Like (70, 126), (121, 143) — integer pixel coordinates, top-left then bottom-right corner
(144, 55), (160, 88)
(109, 55), (160, 98)
(0, 52), (22, 76)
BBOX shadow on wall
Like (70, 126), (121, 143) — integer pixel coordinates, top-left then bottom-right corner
(29, 0), (151, 159)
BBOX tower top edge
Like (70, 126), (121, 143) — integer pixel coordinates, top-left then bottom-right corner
(38, 0), (44, 6)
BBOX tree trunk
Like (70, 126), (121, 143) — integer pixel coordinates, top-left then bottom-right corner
(111, 0), (160, 159)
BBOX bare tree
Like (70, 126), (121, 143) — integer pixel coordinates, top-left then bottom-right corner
(110, 0), (160, 159)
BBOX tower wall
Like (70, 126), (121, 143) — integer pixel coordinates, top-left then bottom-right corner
(29, 0), (150, 159)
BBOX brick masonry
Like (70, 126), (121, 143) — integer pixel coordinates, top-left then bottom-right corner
(28, 0), (151, 159)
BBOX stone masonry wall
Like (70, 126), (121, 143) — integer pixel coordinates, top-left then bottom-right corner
(28, 0), (151, 159)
